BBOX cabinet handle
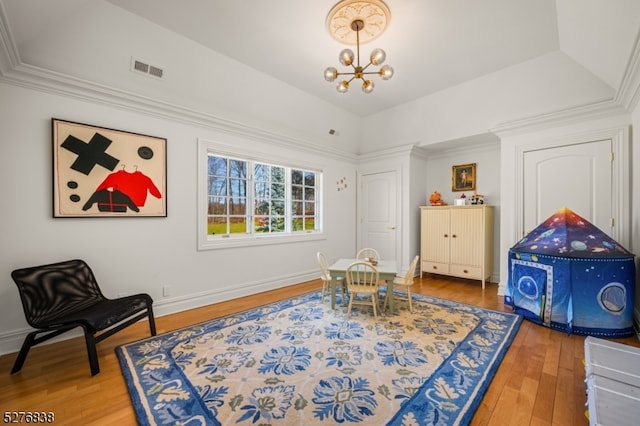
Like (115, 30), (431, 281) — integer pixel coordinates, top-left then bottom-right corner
(432, 265), (438, 270)
(463, 269), (468, 274)
(443, 234), (448, 238)
(452, 234), (457, 238)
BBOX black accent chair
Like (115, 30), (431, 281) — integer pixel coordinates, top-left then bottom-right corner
(10, 259), (156, 376)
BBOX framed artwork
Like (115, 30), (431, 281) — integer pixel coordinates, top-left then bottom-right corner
(52, 119), (167, 217)
(452, 163), (476, 192)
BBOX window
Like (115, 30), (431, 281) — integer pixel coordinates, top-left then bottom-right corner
(254, 162), (286, 233)
(291, 169), (317, 232)
(198, 141), (323, 249)
(207, 156), (248, 235)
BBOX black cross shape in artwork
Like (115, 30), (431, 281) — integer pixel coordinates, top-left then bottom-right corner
(60, 132), (120, 175)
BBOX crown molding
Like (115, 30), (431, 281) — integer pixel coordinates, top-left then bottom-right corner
(491, 28), (640, 137)
(0, 0), (19, 74)
(490, 98), (629, 138)
(615, 28), (640, 111)
(0, 4), (357, 161)
(356, 143), (417, 163)
(418, 133), (500, 159)
(0, 48), (358, 164)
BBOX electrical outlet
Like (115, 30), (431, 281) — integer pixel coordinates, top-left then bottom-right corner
(162, 285), (172, 297)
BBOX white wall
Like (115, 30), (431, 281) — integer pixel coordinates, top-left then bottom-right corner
(360, 51), (614, 151)
(408, 151), (429, 271)
(0, 82), (359, 354)
(424, 143), (502, 282)
(1, 0), (363, 156)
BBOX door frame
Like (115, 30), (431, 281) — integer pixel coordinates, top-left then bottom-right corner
(356, 163), (402, 268)
(513, 126), (630, 249)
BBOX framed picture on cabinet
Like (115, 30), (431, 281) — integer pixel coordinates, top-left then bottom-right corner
(452, 163), (476, 192)
(52, 118), (167, 217)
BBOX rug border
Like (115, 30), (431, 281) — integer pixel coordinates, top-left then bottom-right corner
(385, 291), (522, 425)
(116, 346), (153, 426)
(456, 310), (522, 425)
(116, 290), (522, 426)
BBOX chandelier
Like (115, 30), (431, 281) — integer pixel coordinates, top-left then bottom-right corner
(324, 0), (394, 94)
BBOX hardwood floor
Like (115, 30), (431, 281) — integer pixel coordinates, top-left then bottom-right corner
(1, 274), (638, 425)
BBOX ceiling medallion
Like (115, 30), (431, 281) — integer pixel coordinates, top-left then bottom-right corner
(324, 0), (394, 94)
(326, 0), (391, 45)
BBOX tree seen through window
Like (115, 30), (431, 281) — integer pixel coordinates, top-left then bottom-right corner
(206, 154), (319, 237)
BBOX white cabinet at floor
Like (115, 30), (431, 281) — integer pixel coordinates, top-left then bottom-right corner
(420, 205), (494, 288)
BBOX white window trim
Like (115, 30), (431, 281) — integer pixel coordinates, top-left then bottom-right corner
(197, 138), (325, 251)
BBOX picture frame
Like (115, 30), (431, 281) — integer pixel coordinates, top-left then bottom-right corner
(52, 118), (167, 217)
(452, 163), (476, 192)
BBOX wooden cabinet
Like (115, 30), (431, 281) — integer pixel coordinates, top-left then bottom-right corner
(420, 205), (494, 288)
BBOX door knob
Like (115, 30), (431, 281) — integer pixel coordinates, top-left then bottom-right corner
(389, 226), (396, 230)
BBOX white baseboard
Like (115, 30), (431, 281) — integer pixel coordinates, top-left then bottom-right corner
(0, 270), (319, 357)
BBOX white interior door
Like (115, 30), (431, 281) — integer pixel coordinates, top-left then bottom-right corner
(359, 171), (397, 262)
(523, 139), (612, 236)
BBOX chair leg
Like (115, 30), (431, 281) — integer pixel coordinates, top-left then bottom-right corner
(82, 328), (100, 376)
(347, 293), (354, 317)
(340, 281), (348, 306)
(407, 287), (413, 313)
(382, 290), (389, 313)
(10, 331), (37, 374)
(147, 308), (157, 336)
(371, 294), (378, 318)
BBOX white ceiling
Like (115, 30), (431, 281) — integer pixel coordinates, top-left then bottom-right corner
(1, 0), (639, 118)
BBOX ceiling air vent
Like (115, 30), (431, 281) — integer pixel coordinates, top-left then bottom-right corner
(148, 65), (163, 78)
(131, 57), (163, 79)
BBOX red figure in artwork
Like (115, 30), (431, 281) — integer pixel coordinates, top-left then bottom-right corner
(95, 169), (161, 207)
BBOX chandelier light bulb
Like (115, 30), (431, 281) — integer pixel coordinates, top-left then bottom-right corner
(379, 64), (394, 80)
(324, 67), (338, 82)
(370, 48), (386, 66)
(337, 80), (349, 93)
(339, 49), (355, 67)
(362, 80), (374, 93)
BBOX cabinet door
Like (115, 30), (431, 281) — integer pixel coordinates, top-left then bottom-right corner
(422, 208), (450, 264)
(450, 208), (483, 267)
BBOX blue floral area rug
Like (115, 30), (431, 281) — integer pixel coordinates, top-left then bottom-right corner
(116, 291), (521, 425)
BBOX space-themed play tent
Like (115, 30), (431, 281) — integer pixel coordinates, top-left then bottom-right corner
(505, 207), (635, 338)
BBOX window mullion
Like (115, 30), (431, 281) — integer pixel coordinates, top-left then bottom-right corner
(248, 161), (255, 235)
(285, 167), (291, 233)
(226, 165), (231, 235)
